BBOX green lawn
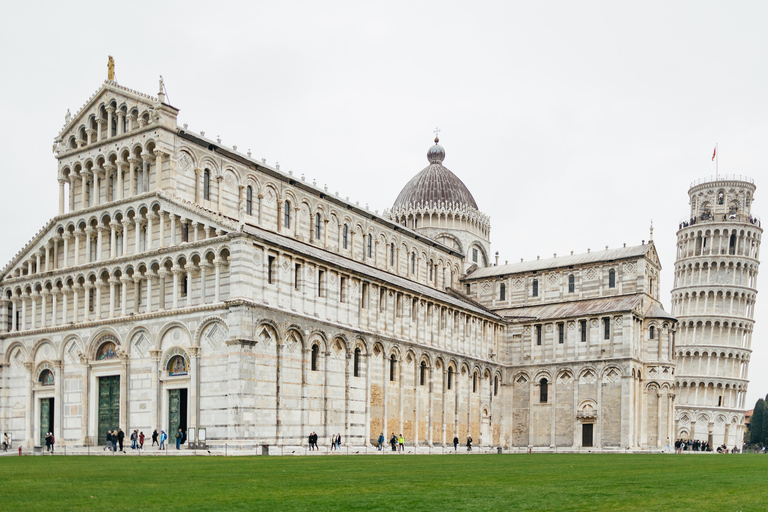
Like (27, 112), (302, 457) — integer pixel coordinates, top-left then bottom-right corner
(1, 453), (765, 511)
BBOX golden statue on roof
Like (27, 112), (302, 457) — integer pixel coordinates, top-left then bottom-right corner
(107, 56), (115, 81)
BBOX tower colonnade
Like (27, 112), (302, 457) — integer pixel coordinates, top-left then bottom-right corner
(672, 177), (761, 447)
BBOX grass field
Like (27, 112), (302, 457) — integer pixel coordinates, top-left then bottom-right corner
(1, 453), (765, 511)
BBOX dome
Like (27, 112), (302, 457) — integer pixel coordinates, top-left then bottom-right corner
(392, 138), (479, 211)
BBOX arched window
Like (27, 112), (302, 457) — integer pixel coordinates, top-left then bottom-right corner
(448, 367), (454, 390)
(411, 252), (416, 274)
(203, 169), (210, 200)
(540, 378), (548, 403)
(718, 191), (725, 205)
(315, 213), (322, 240)
(473, 372), (478, 393)
(532, 279), (539, 297)
(494, 375), (498, 396)
(354, 348), (361, 377)
(420, 361), (427, 386)
(246, 186), (253, 215)
(367, 234), (372, 258)
(649, 326), (655, 339)
(39, 369), (54, 386)
(284, 200), (291, 229)
(390, 244), (395, 266)
(568, 274), (575, 293)
(389, 354), (396, 382)
(500, 283), (506, 301)
(342, 224), (348, 249)
(311, 344), (319, 371)
(609, 269), (616, 288)
(429, 260), (434, 281)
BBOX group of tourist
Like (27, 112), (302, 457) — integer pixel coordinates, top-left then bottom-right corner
(679, 214), (761, 230)
(330, 433), (343, 451)
(307, 432), (319, 450)
(373, 432), (473, 453)
(674, 439), (740, 453)
(102, 428), (182, 452)
(44, 432), (55, 452)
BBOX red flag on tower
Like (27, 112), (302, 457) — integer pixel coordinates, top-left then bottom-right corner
(712, 146), (717, 161)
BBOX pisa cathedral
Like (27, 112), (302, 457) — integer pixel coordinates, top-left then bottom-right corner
(0, 76), (759, 451)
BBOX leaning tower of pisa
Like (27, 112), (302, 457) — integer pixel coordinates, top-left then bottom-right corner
(672, 175), (761, 447)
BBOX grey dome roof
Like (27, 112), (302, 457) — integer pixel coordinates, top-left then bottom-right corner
(392, 138), (479, 211)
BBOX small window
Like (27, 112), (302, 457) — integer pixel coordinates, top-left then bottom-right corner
(318, 270), (325, 297)
(246, 186), (253, 216)
(315, 213), (322, 240)
(389, 354), (396, 382)
(580, 320), (587, 342)
(603, 317), (610, 340)
(532, 279), (539, 297)
(181, 222), (189, 243)
(448, 367), (453, 390)
(379, 288), (386, 312)
(473, 372), (478, 393)
(558, 322), (564, 344)
(311, 344), (319, 371)
(284, 201), (291, 229)
(137, 281), (143, 306)
(493, 376), (498, 396)
(367, 234), (372, 258)
(342, 224), (348, 249)
(568, 274), (575, 293)
(500, 283), (506, 301)
(649, 326), (655, 339)
(411, 252), (416, 274)
(540, 378), (548, 403)
(536, 324), (542, 345)
(267, 256), (275, 284)
(203, 169), (210, 200)
(339, 276), (346, 303)
(420, 361), (427, 386)
(390, 244), (395, 266)
(294, 263), (301, 291)
(472, 248), (478, 263)
(609, 269), (616, 288)
(354, 348), (361, 377)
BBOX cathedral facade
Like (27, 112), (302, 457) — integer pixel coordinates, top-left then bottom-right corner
(0, 77), (711, 451)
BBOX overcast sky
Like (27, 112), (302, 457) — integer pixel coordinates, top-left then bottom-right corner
(0, 1), (765, 407)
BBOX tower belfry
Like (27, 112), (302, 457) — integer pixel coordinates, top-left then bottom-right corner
(671, 175), (762, 446)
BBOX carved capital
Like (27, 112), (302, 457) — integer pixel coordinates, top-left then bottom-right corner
(53, 360), (64, 370)
(149, 349), (162, 362)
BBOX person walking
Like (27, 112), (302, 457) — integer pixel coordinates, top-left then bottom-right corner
(139, 432), (145, 450)
(104, 430), (112, 451)
(377, 433), (384, 451)
(152, 429), (159, 447)
(398, 434), (404, 453)
(390, 433), (397, 452)
(131, 430), (137, 450)
(45, 432), (51, 452)
(330, 434), (336, 451)
(111, 431), (118, 453)
(453, 435), (459, 452)
(308, 433), (314, 451)
(117, 428), (125, 452)
(466, 436), (472, 452)
(175, 428), (183, 450)
(2, 433), (8, 452)
(336, 433), (342, 451)
(49, 433), (55, 454)
(159, 430), (167, 450)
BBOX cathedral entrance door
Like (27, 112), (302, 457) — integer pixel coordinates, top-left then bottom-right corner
(98, 376), (120, 445)
(582, 423), (594, 448)
(168, 389), (188, 440)
(39, 398), (54, 446)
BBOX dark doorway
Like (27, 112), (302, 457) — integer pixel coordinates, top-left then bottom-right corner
(39, 398), (54, 446)
(168, 389), (188, 439)
(98, 376), (120, 446)
(582, 423), (594, 448)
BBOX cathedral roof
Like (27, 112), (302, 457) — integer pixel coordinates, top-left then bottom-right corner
(495, 294), (675, 322)
(465, 244), (658, 279)
(392, 138), (479, 212)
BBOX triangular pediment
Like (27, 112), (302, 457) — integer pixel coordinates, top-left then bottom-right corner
(55, 81), (176, 153)
(646, 243), (661, 269)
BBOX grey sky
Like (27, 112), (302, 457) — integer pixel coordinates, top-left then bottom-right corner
(1, 1), (765, 406)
